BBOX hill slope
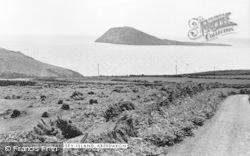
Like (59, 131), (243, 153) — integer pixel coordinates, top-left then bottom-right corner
(95, 26), (229, 46)
(0, 48), (83, 78)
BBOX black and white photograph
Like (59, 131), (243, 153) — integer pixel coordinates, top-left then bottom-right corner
(0, 0), (249, 155)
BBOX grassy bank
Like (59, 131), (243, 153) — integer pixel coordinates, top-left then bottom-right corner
(64, 88), (235, 156)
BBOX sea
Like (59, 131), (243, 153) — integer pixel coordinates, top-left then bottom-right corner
(0, 35), (249, 76)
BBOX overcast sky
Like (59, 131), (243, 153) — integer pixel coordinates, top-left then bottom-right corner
(0, 0), (249, 39)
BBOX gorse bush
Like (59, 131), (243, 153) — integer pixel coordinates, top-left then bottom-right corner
(159, 82), (223, 103)
(26, 115), (82, 142)
(11, 109), (21, 118)
(57, 99), (63, 104)
(55, 117), (83, 139)
(111, 113), (139, 142)
(41, 111), (49, 118)
(71, 91), (83, 97)
(104, 101), (136, 121)
(87, 112), (139, 144)
(61, 104), (70, 110)
(89, 99), (98, 105)
(239, 88), (250, 94)
(70, 91), (85, 100)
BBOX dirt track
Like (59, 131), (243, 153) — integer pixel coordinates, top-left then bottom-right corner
(168, 95), (250, 156)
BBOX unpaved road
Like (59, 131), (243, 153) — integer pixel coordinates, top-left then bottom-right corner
(168, 95), (250, 156)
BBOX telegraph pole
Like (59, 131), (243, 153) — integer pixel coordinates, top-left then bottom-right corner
(97, 64), (99, 76)
(175, 65), (178, 75)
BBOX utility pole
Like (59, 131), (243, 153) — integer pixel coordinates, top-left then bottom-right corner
(97, 64), (99, 76)
(175, 65), (178, 75)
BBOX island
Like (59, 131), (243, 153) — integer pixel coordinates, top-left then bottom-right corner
(95, 26), (230, 46)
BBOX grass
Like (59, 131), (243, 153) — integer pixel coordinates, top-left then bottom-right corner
(0, 79), (243, 156)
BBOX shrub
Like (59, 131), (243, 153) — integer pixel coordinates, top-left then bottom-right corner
(4, 95), (11, 99)
(132, 88), (139, 93)
(239, 88), (250, 94)
(142, 123), (177, 146)
(78, 85), (88, 88)
(88, 91), (95, 95)
(112, 88), (122, 93)
(87, 112), (139, 144)
(71, 91), (83, 98)
(89, 99), (98, 105)
(70, 91), (84, 100)
(61, 104), (70, 110)
(41, 112), (49, 118)
(104, 101), (135, 121)
(40, 95), (46, 101)
(27, 116), (83, 141)
(16, 95), (22, 99)
(111, 114), (138, 142)
(73, 96), (85, 100)
(40, 95), (46, 99)
(55, 117), (83, 139)
(57, 99), (63, 104)
(11, 109), (21, 118)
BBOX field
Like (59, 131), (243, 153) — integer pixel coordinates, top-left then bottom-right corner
(126, 70), (250, 84)
(116, 76), (250, 84)
(0, 77), (249, 156)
